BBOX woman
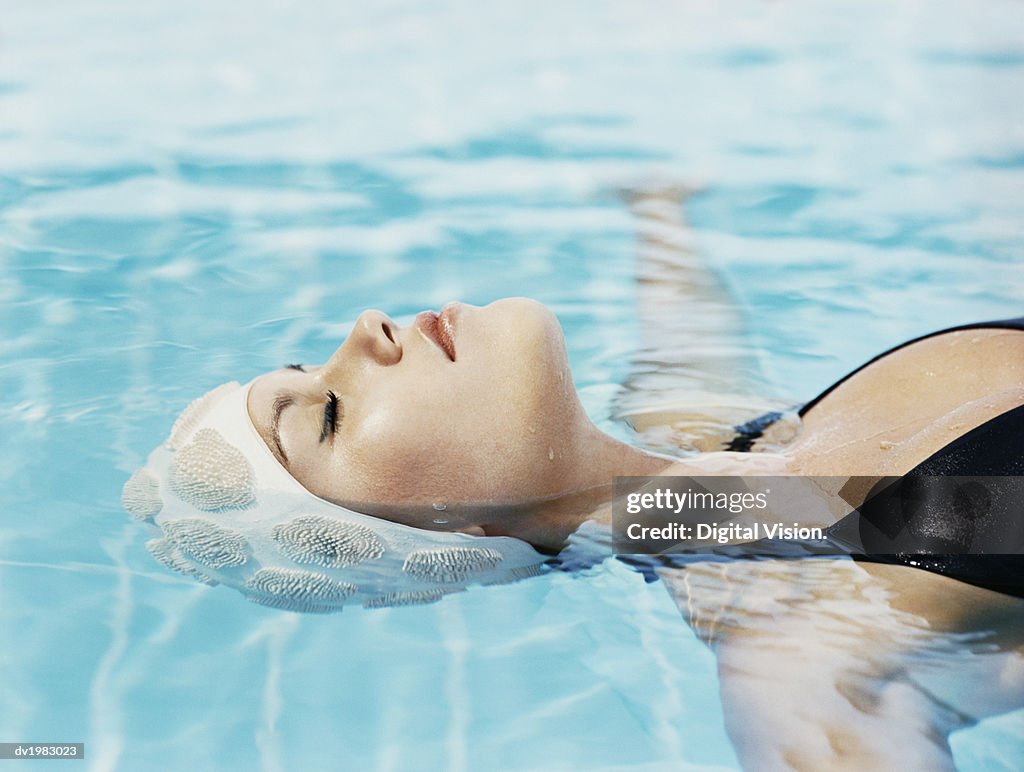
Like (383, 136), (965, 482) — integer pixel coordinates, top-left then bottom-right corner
(125, 188), (1023, 769)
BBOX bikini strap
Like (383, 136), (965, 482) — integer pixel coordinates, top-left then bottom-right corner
(799, 315), (1024, 418)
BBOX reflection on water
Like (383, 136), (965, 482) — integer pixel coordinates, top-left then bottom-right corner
(1, 0), (1023, 769)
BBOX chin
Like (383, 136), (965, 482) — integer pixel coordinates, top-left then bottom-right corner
(486, 296), (556, 321)
(484, 297), (566, 360)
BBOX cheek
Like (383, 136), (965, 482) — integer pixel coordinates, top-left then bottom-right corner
(340, 399), (549, 504)
(485, 348), (575, 433)
(339, 406), (480, 501)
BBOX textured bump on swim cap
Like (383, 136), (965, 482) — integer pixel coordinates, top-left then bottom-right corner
(121, 469), (162, 521)
(145, 537), (218, 585)
(247, 595), (342, 614)
(245, 567), (356, 612)
(169, 428), (255, 511)
(163, 518), (249, 568)
(483, 563), (545, 585)
(167, 381), (239, 450)
(362, 589), (447, 609)
(403, 546), (503, 584)
(272, 515), (386, 568)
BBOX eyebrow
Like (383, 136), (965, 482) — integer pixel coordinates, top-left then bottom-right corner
(270, 394), (295, 463)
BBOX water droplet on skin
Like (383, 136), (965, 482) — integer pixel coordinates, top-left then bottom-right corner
(548, 447), (555, 461)
(432, 518), (449, 525)
(879, 440), (896, 450)
(432, 502), (447, 511)
(528, 425), (536, 434)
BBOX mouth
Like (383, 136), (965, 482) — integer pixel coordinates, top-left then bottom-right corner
(416, 304), (458, 361)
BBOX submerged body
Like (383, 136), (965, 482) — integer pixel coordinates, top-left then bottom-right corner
(638, 319), (1024, 770)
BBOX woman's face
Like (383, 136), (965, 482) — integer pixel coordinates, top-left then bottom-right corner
(247, 298), (589, 523)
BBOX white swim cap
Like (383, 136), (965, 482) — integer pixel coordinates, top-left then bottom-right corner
(122, 381), (547, 612)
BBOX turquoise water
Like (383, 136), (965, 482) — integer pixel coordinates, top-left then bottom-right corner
(1, 1), (1023, 769)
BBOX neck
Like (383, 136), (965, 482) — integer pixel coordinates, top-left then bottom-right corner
(480, 427), (672, 551)
(580, 423), (675, 478)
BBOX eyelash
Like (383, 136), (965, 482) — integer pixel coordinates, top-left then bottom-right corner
(320, 391), (340, 443)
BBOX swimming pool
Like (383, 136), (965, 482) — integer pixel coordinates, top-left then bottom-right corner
(1, 1), (1022, 769)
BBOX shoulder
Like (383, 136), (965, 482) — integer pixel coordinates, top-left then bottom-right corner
(790, 326), (1024, 475)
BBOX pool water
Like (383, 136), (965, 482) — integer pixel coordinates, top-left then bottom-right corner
(1, 1), (1023, 769)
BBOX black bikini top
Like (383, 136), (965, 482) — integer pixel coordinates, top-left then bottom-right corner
(693, 315), (1024, 597)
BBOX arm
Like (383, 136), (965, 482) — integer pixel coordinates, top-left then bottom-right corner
(613, 184), (787, 450)
(658, 558), (1024, 771)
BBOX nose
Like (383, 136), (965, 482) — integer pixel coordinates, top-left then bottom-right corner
(321, 310), (402, 380)
(349, 310), (402, 364)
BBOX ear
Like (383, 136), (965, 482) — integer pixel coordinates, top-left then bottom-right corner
(456, 525), (486, 537)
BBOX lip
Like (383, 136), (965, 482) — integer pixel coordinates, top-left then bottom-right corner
(416, 304), (458, 361)
(437, 302), (460, 360)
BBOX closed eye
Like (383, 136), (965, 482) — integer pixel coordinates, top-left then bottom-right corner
(320, 391), (342, 443)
